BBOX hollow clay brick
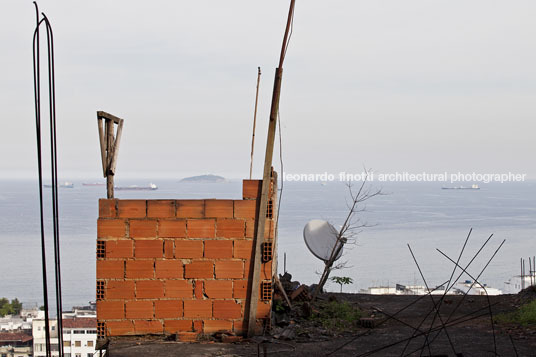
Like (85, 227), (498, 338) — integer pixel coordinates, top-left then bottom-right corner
(165, 280), (193, 298)
(155, 300), (183, 318)
(99, 199), (117, 218)
(106, 280), (135, 299)
(118, 200), (146, 218)
(97, 300), (124, 319)
(216, 219), (245, 239)
(136, 280), (164, 299)
(185, 261), (213, 279)
(183, 300), (212, 318)
(177, 200), (204, 218)
(205, 200), (234, 218)
(204, 240), (233, 259)
(125, 260), (154, 279)
(105, 240), (133, 258)
(187, 219), (215, 238)
(215, 260), (243, 279)
(130, 220), (157, 238)
(147, 200), (175, 218)
(175, 240), (203, 258)
(155, 260), (183, 279)
(205, 280), (233, 299)
(159, 220), (186, 238)
(97, 260), (124, 279)
(126, 300), (154, 319)
(97, 219), (126, 238)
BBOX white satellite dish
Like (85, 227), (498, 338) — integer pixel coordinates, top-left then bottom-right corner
(303, 219), (343, 262)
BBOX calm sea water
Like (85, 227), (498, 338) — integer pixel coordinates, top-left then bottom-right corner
(0, 179), (535, 309)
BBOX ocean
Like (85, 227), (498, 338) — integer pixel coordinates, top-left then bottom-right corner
(0, 179), (535, 310)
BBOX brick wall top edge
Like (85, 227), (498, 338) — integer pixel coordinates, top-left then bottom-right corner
(111, 199), (252, 203)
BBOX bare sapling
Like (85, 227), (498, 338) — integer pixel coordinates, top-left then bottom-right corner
(311, 171), (381, 302)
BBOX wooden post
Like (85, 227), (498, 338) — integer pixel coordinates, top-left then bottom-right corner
(249, 67), (262, 179)
(105, 118), (114, 198)
(97, 111), (124, 199)
(247, 0), (295, 338)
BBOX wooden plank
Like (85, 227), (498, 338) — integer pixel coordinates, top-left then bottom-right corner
(106, 118), (114, 199)
(97, 117), (107, 177)
(109, 119), (123, 175)
(97, 111), (122, 124)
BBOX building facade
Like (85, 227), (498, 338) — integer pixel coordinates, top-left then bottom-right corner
(32, 317), (96, 357)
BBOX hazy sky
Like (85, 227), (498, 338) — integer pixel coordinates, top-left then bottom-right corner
(1, 0), (535, 179)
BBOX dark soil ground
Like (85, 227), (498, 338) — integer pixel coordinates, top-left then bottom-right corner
(106, 289), (536, 356)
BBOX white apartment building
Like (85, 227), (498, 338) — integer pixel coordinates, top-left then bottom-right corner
(0, 308), (42, 332)
(32, 317), (97, 357)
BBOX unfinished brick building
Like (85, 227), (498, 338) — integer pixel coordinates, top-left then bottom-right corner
(96, 178), (277, 341)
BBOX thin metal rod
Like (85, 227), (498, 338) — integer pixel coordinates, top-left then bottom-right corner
(437, 248), (498, 356)
(42, 13), (64, 357)
(530, 257), (533, 287)
(32, 2), (51, 356)
(371, 306), (430, 343)
(509, 334), (519, 357)
(417, 228), (472, 354)
(357, 305), (499, 357)
(326, 280), (450, 356)
(249, 67), (261, 179)
(407, 244), (457, 356)
(425, 239), (506, 351)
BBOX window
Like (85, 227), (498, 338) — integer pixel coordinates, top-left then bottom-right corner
(65, 354), (71, 357)
(64, 340), (71, 347)
(75, 341), (81, 347)
(87, 330), (97, 334)
(87, 354), (93, 357)
(51, 325), (55, 331)
(73, 330), (85, 334)
(75, 354), (81, 357)
(38, 326), (41, 331)
(87, 340), (94, 347)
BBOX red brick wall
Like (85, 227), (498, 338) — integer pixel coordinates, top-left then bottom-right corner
(96, 179), (277, 340)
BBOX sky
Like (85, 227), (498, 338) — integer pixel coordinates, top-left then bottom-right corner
(1, 0), (535, 180)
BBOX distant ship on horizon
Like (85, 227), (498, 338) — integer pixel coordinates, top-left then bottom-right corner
(115, 183), (158, 191)
(442, 184), (480, 190)
(44, 182), (74, 188)
(82, 182), (105, 187)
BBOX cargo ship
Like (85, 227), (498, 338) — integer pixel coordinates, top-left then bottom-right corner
(441, 184), (480, 190)
(82, 182), (105, 186)
(115, 183), (158, 191)
(44, 182), (74, 188)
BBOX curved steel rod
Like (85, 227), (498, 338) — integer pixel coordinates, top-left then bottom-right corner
(32, 2), (52, 356)
(32, 4), (64, 356)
